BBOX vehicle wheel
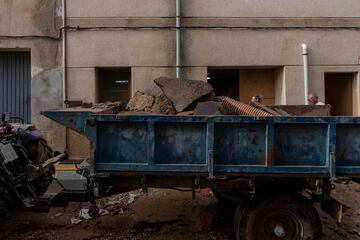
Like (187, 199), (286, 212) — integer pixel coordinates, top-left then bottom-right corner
(234, 194), (322, 240)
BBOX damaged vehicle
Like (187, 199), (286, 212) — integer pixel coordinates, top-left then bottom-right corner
(0, 112), (66, 214)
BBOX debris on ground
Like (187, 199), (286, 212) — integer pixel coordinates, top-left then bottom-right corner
(53, 213), (63, 218)
(97, 190), (143, 216)
(154, 77), (214, 112)
(70, 217), (82, 225)
(68, 191), (143, 225)
(3, 185), (359, 240)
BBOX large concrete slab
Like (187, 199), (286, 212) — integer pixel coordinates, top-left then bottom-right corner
(154, 77), (214, 112)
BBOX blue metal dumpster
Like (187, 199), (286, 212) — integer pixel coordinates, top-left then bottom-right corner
(44, 110), (360, 240)
(44, 111), (360, 178)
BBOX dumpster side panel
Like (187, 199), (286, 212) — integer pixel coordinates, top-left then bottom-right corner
(97, 122), (148, 164)
(336, 125), (360, 167)
(273, 124), (328, 166)
(214, 123), (266, 165)
(155, 123), (207, 165)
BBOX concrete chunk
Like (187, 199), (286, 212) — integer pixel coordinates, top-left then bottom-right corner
(154, 77), (214, 112)
(151, 94), (176, 115)
(126, 91), (154, 111)
(194, 101), (222, 115)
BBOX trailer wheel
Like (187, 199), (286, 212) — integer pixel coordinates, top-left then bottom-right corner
(234, 194), (322, 240)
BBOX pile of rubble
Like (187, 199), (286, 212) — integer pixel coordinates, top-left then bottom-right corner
(125, 77), (276, 116)
(74, 77), (326, 116)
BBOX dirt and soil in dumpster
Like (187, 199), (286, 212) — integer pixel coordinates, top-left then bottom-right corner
(1, 182), (360, 240)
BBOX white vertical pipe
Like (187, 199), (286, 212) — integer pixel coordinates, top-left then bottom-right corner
(62, 0), (67, 106)
(176, 0), (181, 78)
(302, 44), (309, 105)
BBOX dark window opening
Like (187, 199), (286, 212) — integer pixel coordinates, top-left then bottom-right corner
(207, 69), (239, 99)
(97, 68), (131, 104)
(207, 68), (275, 104)
(325, 73), (354, 116)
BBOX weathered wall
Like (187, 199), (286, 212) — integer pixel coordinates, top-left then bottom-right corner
(0, 0), (60, 37)
(0, 0), (65, 150)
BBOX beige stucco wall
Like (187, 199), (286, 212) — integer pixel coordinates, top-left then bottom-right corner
(67, 0), (360, 18)
(182, 0), (360, 18)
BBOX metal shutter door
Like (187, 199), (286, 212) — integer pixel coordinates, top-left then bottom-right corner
(0, 52), (31, 123)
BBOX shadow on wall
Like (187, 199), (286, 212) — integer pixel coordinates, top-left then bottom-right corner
(31, 68), (65, 151)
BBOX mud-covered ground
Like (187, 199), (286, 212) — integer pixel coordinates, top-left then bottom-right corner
(1, 182), (360, 240)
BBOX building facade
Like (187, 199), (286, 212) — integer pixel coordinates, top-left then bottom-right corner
(1, 0), (360, 156)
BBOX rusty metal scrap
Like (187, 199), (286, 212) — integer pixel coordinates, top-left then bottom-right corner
(219, 97), (273, 116)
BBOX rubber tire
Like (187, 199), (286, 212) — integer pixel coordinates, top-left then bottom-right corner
(234, 194), (322, 240)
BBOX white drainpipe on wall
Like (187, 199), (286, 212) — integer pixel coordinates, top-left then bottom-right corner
(176, 0), (181, 78)
(62, 0), (67, 106)
(302, 43), (309, 105)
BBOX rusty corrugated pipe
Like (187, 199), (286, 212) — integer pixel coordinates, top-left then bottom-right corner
(220, 97), (273, 116)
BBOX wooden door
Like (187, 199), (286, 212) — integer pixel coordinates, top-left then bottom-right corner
(239, 69), (275, 104)
(325, 73), (353, 116)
